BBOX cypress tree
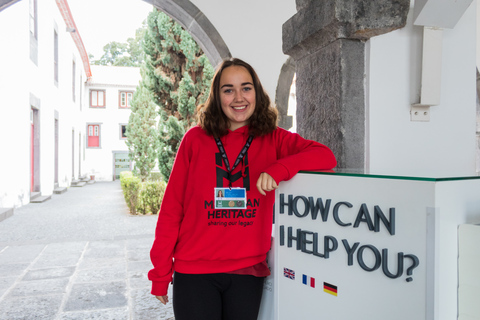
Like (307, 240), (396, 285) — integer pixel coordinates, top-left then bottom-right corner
(125, 77), (159, 182)
(143, 9), (214, 181)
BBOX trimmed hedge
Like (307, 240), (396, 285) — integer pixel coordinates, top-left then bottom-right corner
(120, 171), (166, 215)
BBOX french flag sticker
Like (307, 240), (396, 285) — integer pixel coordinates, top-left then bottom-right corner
(302, 274), (315, 288)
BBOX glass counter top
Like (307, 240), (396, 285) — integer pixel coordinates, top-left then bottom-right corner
(299, 168), (480, 182)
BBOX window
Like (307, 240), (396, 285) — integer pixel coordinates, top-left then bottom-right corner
(90, 90), (105, 107)
(29, 0), (37, 39)
(119, 91), (133, 108)
(120, 124), (127, 139)
(29, 0), (38, 64)
(54, 30), (58, 84)
(72, 60), (76, 102)
(87, 124), (100, 147)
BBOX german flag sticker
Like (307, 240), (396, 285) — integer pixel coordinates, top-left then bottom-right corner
(323, 282), (338, 296)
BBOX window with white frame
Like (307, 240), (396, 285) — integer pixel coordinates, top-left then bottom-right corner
(119, 91), (133, 108)
(90, 90), (105, 108)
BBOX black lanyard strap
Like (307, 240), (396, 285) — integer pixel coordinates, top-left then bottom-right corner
(215, 135), (254, 188)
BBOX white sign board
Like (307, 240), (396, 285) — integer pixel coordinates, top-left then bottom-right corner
(274, 173), (433, 320)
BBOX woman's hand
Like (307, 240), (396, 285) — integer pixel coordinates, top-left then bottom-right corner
(256, 172), (278, 196)
(156, 295), (169, 305)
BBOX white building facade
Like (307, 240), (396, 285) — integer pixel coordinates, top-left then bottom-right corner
(0, 0), (89, 207)
(84, 65), (140, 182)
(0, 0), (139, 208)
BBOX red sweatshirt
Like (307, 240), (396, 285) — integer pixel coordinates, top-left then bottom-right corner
(148, 125), (336, 296)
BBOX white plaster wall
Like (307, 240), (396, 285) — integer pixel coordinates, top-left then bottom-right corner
(0, 1), (33, 207)
(191, 0), (296, 100)
(368, 1), (477, 173)
(0, 0), (87, 207)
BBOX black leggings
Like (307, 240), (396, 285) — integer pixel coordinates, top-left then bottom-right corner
(172, 272), (265, 320)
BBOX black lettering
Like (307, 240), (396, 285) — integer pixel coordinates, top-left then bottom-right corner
(292, 196), (310, 218)
(245, 209), (252, 218)
(279, 194), (293, 215)
(324, 236), (338, 259)
(300, 231), (314, 254)
(342, 239), (359, 265)
(247, 198), (260, 207)
(313, 233), (324, 258)
(221, 210), (228, 218)
(237, 210), (244, 218)
(382, 249), (404, 279)
(208, 211), (215, 219)
(333, 202), (353, 227)
(374, 206), (395, 235)
(309, 197), (331, 221)
(205, 201), (214, 209)
(287, 227), (302, 250)
(357, 245), (381, 272)
(354, 204), (374, 231)
(279, 225), (285, 246)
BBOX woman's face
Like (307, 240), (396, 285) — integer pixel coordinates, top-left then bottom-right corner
(219, 65), (256, 131)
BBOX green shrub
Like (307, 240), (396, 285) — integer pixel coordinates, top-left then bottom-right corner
(120, 172), (141, 215)
(144, 180), (167, 214)
(148, 171), (163, 182)
(120, 171), (166, 215)
(137, 183), (148, 215)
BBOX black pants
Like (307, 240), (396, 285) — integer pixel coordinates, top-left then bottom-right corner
(172, 272), (265, 320)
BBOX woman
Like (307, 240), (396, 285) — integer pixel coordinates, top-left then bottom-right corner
(149, 58), (336, 320)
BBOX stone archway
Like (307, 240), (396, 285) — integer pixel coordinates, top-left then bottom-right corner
(144, 0), (231, 68)
(275, 57), (295, 130)
(0, 0), (19, 11)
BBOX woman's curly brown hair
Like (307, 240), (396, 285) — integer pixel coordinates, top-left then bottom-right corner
(196, 58), (278, 137)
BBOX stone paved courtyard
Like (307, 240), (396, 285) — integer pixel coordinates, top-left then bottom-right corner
(0, 181), (173, 320)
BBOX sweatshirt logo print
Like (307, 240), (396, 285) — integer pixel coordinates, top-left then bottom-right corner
(215, 152), (250, 190)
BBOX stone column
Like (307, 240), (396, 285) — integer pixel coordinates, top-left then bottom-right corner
(283, 0), (410, 168)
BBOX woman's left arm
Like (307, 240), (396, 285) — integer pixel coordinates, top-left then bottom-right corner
(263, 128), (337, 184)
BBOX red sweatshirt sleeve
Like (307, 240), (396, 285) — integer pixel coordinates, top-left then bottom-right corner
(148, 130), (191, 296)
(264, 128), (336, 183)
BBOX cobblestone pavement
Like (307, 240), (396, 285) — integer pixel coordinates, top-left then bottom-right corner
(0, 181), (174, 320)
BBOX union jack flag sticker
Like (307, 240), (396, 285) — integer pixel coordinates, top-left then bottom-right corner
(284, 267), (295, 280)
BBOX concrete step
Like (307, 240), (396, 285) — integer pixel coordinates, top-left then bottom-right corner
(53, 187), (67, 194)
(87, 180), (95, 184)
(71, 180), (81, 186)
(30, 192), (41, 200)
(71, 182), (87, 187)
(0, 207), (14, 222)
(30, 195), (51, 203)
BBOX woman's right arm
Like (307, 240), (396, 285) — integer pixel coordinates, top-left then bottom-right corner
(148, 130), (193, 298)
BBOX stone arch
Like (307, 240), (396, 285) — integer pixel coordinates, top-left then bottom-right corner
(275, 57), (295, 130)
(0, 0), (19, 11)
(144, 0), (231, 68)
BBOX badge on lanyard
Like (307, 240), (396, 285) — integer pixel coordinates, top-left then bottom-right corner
(215, 187), (246, 209)
(214, 135), (253, 209)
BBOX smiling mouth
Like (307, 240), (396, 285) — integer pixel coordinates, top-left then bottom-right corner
(232, 106), (247, 110)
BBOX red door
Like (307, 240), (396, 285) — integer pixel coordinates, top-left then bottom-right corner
(31, 122), (34, 192)
(88, 125), (99, 147)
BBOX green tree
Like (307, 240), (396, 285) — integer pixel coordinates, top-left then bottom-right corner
(125, 79), (159, 182)
(143, 9), (214, 181)
(92, 23), (147, 67)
